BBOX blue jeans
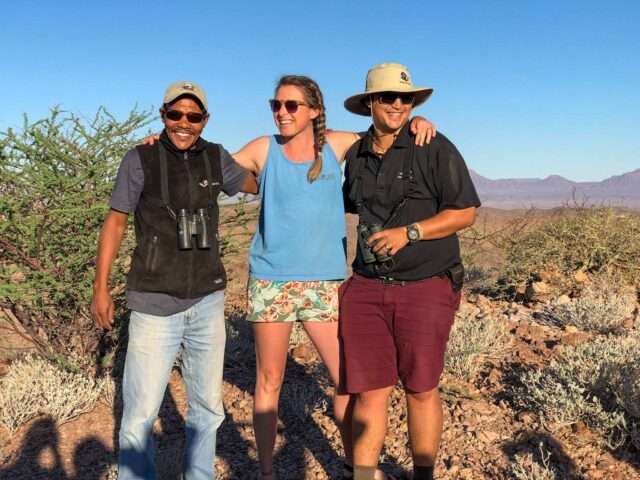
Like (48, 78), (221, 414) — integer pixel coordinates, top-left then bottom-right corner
(118, 291), (226, 480)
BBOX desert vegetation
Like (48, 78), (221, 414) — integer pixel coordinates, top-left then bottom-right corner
(1, 108), (639, 478)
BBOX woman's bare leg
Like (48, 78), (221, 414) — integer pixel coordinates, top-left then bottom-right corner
(253, 322), (293, 476)
(302, 322), (354, 469)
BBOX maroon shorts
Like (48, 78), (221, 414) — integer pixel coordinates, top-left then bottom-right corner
(338, 273), (461, 394)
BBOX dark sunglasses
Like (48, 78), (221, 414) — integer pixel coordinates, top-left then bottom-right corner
(164, 109), (207, 124)
(375, 92), (415, 105)
(268, 99), (310, 114)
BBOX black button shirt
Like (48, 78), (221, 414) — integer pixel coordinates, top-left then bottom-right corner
(343, 122), (481, 280)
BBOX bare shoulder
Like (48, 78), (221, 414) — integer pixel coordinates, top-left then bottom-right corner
(326, 131), (361, 162)
(233, 136), (271, 174)
(238, 135), (271, 152)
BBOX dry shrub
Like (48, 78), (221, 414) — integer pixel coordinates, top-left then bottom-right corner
(279, 379), (328, 423)
(514, 337), (640, 449)
(100, 374), (117, 409)
(499, 206), (640, 297)
(612, 364), (640, 419)
(535, 276), (636, 334)
(511, 442), (558, 480)
(445, 304), (508, 379)
(610, 362), (640, 450)
(0, 354), (106, 434)
(462, 262), (495, 293)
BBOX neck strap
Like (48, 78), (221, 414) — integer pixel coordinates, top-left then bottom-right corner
(158, 142), (215, 221)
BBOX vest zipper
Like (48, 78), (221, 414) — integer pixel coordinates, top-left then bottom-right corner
(145, 234), (158, 273)
(184, 150), (194, 297)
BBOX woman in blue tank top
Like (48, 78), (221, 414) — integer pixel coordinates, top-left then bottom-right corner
(231, 76), (435, 480)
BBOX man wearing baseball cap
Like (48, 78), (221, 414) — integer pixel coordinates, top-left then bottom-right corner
(340, 64), (480, 480)
(91, 81), (256, 479)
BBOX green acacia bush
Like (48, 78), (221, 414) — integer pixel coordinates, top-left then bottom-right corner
(499, 206), (640, 295)
(0, 107), (257, 368)
(0, 107), (153, 365)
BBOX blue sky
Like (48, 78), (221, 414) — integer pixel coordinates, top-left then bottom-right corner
(1, 0), (638, 181)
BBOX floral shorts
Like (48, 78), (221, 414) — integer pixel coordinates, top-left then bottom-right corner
(246, 279), (341, 323)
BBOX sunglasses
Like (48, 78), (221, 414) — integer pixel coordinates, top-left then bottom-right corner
(269, 99), (310, 114)
(164, 109), (207, 124)
(375, 92), (415, 105)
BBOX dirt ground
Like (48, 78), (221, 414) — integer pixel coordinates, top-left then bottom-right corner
(1, 208), (639, 479)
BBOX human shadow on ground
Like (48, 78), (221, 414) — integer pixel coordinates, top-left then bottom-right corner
(0, 418), (67, 479)
(1, 313), (410, 479)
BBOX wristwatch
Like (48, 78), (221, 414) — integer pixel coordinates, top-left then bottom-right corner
(406, 223), (422, 244)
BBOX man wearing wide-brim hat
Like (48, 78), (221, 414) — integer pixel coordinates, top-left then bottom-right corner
(340, 63), (481, 480)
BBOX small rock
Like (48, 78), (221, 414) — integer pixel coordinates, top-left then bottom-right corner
(517, 411), (535, 423)
(10, 271), (27, 284)
(564, 325), (579, 334)
(291, 343), (310, 360)
(475, 430), (499, 444)
(527, 281), (551, 295)
(574, 270), (589, 283)
(556, 294), (571, 304)
(458, 467), (474, 479)
(597, 458), (616, 470)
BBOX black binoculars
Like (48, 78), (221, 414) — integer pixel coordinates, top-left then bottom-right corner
(177, 208), (211, 250)
(357, 223), (392, 264)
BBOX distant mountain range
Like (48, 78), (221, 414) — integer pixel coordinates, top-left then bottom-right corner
(470, 168), (640, 209)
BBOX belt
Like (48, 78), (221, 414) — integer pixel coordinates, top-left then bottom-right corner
(370, 274), (445, 286)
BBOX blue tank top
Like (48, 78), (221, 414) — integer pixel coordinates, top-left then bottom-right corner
(249, 136), (347, 281)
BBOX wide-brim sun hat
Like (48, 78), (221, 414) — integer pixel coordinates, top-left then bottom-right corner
(163, 81), (208, 111)
(344, 63), (433, 116)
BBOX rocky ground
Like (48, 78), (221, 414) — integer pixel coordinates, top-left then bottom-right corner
(1, 211), (639, 479)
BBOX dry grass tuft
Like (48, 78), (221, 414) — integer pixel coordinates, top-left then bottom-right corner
(510, 442), (558, 480)
(513, 337), (640, 449)
(445, 304), (509, 379)
(535, 276), (636, 334)
(0, 354), (106, 434)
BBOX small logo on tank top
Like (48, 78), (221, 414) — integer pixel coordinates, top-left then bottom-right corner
(317, 173), (337, 181)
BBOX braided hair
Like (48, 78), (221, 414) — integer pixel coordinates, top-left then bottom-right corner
(275, 75), (326, 182)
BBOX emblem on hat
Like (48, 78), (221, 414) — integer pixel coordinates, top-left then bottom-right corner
(182, 83), (195, 90)
(343, 63), (433, 116)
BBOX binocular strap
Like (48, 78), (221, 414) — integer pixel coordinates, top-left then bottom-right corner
(354, 139), (415, 228)
(158, 143), (217, 222)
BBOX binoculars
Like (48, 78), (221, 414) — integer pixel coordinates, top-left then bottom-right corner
(177, 208), (211, 250)
(357, 223), (392, 264)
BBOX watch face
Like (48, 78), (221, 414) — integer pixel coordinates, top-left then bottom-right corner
(408, 226), (420, 241)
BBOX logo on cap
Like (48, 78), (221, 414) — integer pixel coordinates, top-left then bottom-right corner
(182, 83), (195, 90)
(400, 72), (409, 82)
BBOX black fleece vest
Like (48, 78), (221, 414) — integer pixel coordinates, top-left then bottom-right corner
(126, 134), (226, 298)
